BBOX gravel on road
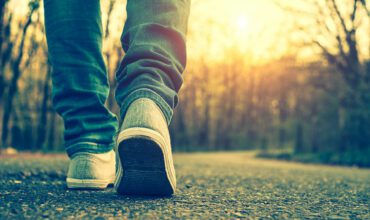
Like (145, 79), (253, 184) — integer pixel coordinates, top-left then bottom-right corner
(0, 152), (369, 219)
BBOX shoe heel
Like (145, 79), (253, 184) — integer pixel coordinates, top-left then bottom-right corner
(115, 137), (174, 196)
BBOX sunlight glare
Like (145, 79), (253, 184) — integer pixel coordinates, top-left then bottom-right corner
(236, 15), (249, 33)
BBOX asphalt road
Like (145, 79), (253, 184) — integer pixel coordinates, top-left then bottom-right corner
(0, 152), (369, 219)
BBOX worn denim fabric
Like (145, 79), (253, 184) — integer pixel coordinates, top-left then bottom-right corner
(43, 0), (190, 156)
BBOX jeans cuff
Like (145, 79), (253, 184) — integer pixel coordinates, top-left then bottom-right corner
(119, 88), (173, 125)
(65, 141), (115, 158)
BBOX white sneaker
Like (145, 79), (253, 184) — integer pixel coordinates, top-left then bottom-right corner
(115, 98), (176, 196)
(66, 150), (116, 189)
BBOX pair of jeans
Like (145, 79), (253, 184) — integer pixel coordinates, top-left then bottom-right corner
(43, 0), (190, 156)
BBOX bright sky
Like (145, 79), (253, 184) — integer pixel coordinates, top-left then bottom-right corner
(188, 0), (289, 62)
(188, 0), (369, 63)
(7, 0), (369, 64)
(9, 0), (289, 61)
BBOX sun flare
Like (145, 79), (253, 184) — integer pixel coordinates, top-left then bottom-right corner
(236, 15), (249, 32)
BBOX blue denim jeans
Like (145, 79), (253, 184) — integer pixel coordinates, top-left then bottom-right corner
(43, 0), (190, 156)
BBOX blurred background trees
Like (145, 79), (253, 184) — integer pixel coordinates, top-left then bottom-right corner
(0, 0), (369, 166)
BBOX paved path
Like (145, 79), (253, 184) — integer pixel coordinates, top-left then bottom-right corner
(0, 152), (369, 219)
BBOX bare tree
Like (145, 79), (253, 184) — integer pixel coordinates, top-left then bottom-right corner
(1, 0), (40, 149)
(36, 59), (51, 149)
(0, 1), (12, 103)
(278, 0), (370, 150)
(0, 0), (9, 49)
(102, 0), (126, 116)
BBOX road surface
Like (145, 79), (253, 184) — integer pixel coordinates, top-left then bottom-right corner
(0, 152), (369, 219)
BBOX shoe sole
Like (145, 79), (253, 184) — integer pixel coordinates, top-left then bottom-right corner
(115, 127), (176, 196)
(66, 178), (115, 189)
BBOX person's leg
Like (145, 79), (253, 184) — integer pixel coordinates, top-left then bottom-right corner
(44, 0), (118, 156)
(114, 0), (190, 196)
(44, 0), (117, 189)
(115, 0), (191, 124)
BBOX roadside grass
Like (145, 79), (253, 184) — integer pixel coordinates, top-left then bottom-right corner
(256, 148), (370, 168)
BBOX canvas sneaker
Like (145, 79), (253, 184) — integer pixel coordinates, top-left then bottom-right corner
(66, 150), (116, 189)
(115, 98), (176, 196)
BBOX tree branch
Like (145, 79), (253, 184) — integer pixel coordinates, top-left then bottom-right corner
(328, 0), (349, 35)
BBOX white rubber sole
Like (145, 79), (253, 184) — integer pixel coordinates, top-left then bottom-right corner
(66, 178), (115, 189)
(114, 127), (176, 196)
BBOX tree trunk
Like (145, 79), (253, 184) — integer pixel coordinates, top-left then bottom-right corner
(1, 68), (20, 147)
(278, 89), (288, 148)
(295, 122), (304, 153)
(1, 2), (38, 148)
(36, 65), (51, 149)
(0, 5), (12, 106)
(47, 110), (57, 150)
(341, 88), (370, 151)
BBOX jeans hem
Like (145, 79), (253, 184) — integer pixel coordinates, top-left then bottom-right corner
(119, 88), (173, 125)
(65, 142), (115, 158)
